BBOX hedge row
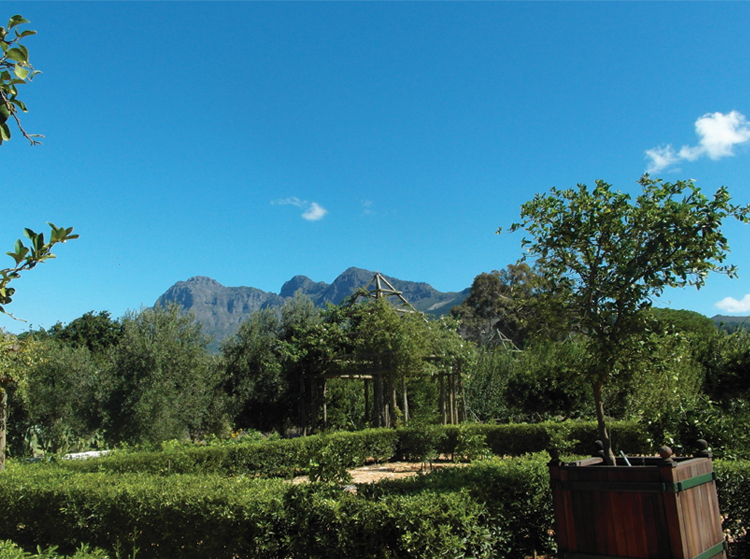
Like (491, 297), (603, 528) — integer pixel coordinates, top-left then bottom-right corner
(59, 420), (649, 479)
(0, 455), (553, 559)
(0, 541), (112, 559)
(2, 455), (748, 558)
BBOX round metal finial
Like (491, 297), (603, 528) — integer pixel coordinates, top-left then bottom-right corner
(593, 440), (604, 458)
(695, 439), (713, 459)
(658, 445), (674, 464)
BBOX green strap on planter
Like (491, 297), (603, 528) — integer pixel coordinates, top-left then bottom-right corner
(670, 471), (717, 493)
(554, 471), (716, 494)
(691, 540), (728, 559)
(563, 540), (726, 559)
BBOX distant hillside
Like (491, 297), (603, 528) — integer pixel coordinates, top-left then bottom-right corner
(155, 267), (470, 348)
(712, 314), (750, 333)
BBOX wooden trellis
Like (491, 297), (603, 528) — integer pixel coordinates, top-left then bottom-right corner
(298, 272), (464, 432)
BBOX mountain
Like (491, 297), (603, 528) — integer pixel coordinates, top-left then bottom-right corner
(711, 314), (750, 333)
(155, 267), (470, 347)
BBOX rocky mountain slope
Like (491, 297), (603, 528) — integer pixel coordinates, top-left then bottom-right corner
(155, 267), (470, 347)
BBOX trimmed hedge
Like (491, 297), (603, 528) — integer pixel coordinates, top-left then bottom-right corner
(0, 541), (111, 559)
(0, 457), (545, 559)
(58, 420), (647, 480)
(2, 454), (749, 558)
(715, 459), (750, 556)
(435, 420), (650, 459)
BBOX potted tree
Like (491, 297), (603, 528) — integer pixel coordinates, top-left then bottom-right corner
(504, 176), (748, 559)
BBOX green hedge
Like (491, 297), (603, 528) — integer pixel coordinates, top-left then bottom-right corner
(0, 457), (546, 559)
(434, 420), (650, 458)
(715, 459), (750, 555)
(58, 420), (647, 480)
(3, 454), (749, 558)
(0, 541), (113, 559)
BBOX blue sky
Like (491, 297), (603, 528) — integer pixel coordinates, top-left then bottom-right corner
(2, 1), (750, 333)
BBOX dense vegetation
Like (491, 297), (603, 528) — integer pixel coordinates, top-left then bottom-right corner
(2, 266), (750, 462)
(3, 248), (750, 558)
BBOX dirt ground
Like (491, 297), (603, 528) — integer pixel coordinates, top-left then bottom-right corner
(292, 460), (463, 484)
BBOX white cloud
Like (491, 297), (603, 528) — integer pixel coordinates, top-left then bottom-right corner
(271, 197), (305, 207)
(301, 202), (327, 221)
(715, 294), (750, 313)
(645, 145), (680, 174)
(271, 197), (328, 221)
(645, 111), (750, 173)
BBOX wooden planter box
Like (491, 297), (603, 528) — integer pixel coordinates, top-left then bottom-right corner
(549, 452), (726, 559)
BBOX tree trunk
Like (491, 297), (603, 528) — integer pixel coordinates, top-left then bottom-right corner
(374, 375), (384, 428)
(322, 379), (328, 429)
(299, 377), (308, 436)
(402, 377), (409, 425)
(593, 380), (616, 466)
(0, 387), (7, 473)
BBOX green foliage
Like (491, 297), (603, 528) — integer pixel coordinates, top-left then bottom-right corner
(0, 15), (42, 145)
(451, 263), (573, 349)
(715, 459), (750, 555)
(15, 342), (103, 456)
(505, 339), (591, 421)
(0, 454), (552, 559)
(453, 423), (491, 462)
(358, 453), (556, 558)
(463, 347), (515, 422)
(504, 176), (750, 463)
(706, 329), (750, 403)
(1, 224), (78, 319)
(102, 305), (226, 445)
(644, 396), (750, 460)
(0, 541), (114, 558)
(222, 307), (287, 432)
(4, 451), (750, 559)
(396, 423), (446, 465)
(45, 312), (123, 357)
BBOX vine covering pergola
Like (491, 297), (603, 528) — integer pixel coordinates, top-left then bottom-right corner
(300, 272), (465, 432)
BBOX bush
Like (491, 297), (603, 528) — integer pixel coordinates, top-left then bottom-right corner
(715, 459), (750, 556)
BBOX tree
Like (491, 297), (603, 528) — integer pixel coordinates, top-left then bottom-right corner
(451, 263), (572, 348)
(15, 340), (102, 455)
(46, 310), (123, 356)
(103, 305), (225, 444)
(504, 176), (749, 464)
(0, 14), (42, 144)
(222, 307), (289, 433)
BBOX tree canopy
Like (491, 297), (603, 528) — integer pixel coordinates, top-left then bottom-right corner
(504, 175), (750, 463)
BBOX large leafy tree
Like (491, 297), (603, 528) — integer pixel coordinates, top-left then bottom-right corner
(451, 263), (572, 348)
(504, 176), (749, 464)
(103, 305), (224, 444)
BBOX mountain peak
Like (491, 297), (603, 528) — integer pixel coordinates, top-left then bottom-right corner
(156, 268), (470, 349)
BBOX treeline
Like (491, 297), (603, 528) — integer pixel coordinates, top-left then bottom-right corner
(3, 294), (470, 457)
(4, 264), (750, 459)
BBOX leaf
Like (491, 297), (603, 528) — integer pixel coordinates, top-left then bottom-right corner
(17, 29), (36, 38)
(0, 121), (10, 141)
(8, 15), (30, 29)
(5, 47), (26, 63)
(9, 98), (27, 112)
(13, 63), (28, 79)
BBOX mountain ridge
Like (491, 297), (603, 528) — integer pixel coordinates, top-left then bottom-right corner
(155, 267), (471, 347)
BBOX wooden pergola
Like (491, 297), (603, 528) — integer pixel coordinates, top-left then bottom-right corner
(299, 272), (465, 432)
